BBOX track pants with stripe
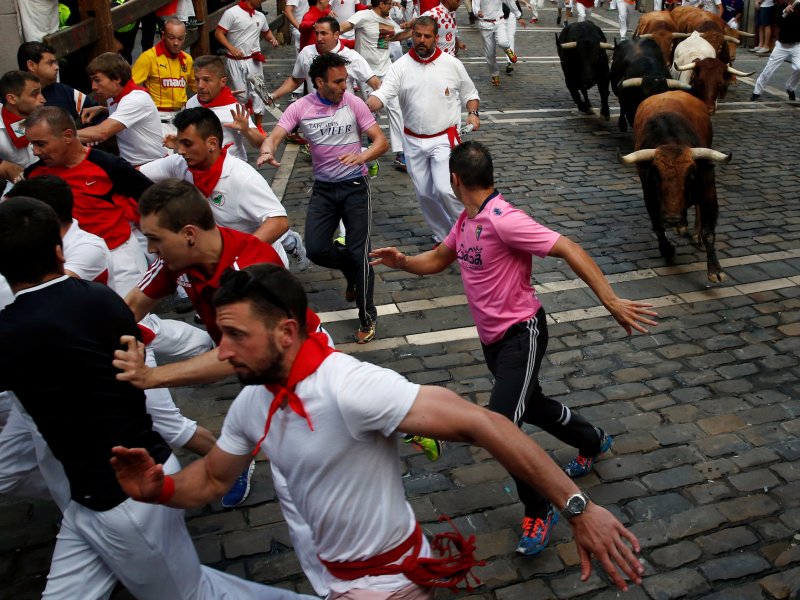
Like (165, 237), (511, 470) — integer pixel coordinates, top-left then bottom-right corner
(305, 176), (377, 329)
(482, 308), (604, 519)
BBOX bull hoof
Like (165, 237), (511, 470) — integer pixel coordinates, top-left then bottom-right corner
(581, 107), (595, 115)
(618, 116), (627, 132)
(691, 234), (702, 248)
(659, 243), (676, 259)
(708, 271), (728, 283)
(602, 111), (610, 121)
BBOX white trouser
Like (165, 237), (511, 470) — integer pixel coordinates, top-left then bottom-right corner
(43, 454), (313, 600)
(402, 132), (463, 242)
(654, 0), (663, 9)
(754, 41), (800, 95)
(226, 57), (266, 115)
(109, 230), (148, 297)
(505, 16), (517, 62)
(291, 27), (304, 94)
(478, 19), (511, 76)
(366, 79), (405, 153)
(618, 0), (631, 38)
(576, 3), (593, 20)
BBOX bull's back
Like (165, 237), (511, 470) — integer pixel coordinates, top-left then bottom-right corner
(637, 12), (677, 34)
(633, 91), (712, 149)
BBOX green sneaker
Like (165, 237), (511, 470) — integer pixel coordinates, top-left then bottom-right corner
(403, 434), (443, 462)
(333, 235), (346, 247)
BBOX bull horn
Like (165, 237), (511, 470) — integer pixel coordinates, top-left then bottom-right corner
(690, 148), (732, 162)
(620, 77), (643, 88)
(677, 62), (696, 71)
(618, 148), (657, 164)
(638, 33), (653, 39)
(737, 31), (756, 37)
(559, 41), (578, 49)
(666, 79), (693, 90)
(727, 66), (754, 76)
(599, 42), (614, 49)
(724, 35), (741, 44)
(672, 32), (691, 39)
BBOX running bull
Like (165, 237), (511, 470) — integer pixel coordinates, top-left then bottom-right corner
(555, 22), (614, 120)
(619, 91), (731, 283)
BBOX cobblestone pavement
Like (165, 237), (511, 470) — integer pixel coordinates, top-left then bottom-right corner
(3, 6), (800, 599)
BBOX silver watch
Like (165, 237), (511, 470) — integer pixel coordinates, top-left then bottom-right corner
(561, 492), (589, 520)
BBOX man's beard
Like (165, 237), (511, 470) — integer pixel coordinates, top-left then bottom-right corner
(416, 44), (433, 57)
(233, 341), (287, 385)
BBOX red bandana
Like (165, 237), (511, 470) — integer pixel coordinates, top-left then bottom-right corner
(112, 78), (147, 104)
(199, 86), (239, 109)
(238, 0), (256, 16)
(409, 46), (442, 64)
(188, 143), (232, 198)
(1, 106), (28, 149)
(251, 332), (335, 455)
(155, 40), (186, 68)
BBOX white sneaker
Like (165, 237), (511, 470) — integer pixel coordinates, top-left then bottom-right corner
(283, 229), (311, 271)
(755, 47), (770, 54)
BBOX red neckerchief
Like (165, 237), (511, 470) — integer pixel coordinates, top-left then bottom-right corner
(154, 40), (186, 68)
(188, 143), (233, 197)
(1, 106), (28, 149)
(112, 78), (147, 104)
(199, 85), (239, 108)
(238, 0), (256, 16)
(409, 46), (442, 64)
(251, 332), (335, 456)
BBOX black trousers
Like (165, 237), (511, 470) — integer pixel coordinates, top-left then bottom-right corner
(482, 307), (603, 519)
(305, 176), (377, 328)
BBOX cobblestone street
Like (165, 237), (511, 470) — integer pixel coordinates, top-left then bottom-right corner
(2, 5), (800, 599)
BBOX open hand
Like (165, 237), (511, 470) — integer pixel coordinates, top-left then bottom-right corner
(369, 246), (408, 269)
(606, 299), (658, 335)
(113, 335), (151, 389)
(110, 446), (166, 503)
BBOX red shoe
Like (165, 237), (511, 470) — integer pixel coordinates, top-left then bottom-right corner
(530, 17), (538, 23)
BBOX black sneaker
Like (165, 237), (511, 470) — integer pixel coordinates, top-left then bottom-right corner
(750, 93), (760, 102)
(788, 89), (796, 101)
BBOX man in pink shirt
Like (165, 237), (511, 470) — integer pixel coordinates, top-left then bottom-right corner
(371, 141), (658, 557)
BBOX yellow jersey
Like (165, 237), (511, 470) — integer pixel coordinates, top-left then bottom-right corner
(131, 43), (196, 111)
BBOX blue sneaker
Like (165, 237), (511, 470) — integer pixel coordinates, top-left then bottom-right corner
(516, 506), (559, 555)
(563, 431), (613, 478)
(221, 460), (255, 508)
(394, 152), (407, 171)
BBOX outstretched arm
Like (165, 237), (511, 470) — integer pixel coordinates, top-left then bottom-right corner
(397, 386), (644, 591)
(548, 236), (658, 334)
(257, 125), (290, 167)
(370, 243), (457, 275)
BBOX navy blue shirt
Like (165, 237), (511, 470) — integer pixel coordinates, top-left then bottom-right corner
(42, 82), (99, 122)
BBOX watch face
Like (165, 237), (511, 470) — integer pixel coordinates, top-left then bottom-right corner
(567, 494), (587, 515)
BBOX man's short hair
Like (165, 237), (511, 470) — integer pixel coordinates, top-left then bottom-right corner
(315, 16), (340, 33)
(450, 141), (494, 189)
(173, 107), (224, 144)
(25, 106), (77, 136)
(138, 179), (216, 232)
(7, 176), (74, 225)
(213, 263), (308, 333)
(161, 17), (187, 33)
(193, 55), (227, 77)
(86, 52), (132, 85)
(308, 52), (350, 89)
(0, 71), (39, 103)
(415, 15), (439, 34)
(0, 197), (62, 285)
(17, 42), (57, 71)
(371, 0), (385, 7)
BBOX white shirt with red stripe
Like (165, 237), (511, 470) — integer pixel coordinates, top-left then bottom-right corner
(107, 90), (165, 166)
(217, 4), (270, 55)
(371, 50), (479, 135)
(0, 118), (36, 168)
(423, 4), (459, 55)
(63, 219), (112, 285)
(216, 353), (431, 594)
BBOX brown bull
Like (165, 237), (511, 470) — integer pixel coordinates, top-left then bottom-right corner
(635, 11), (689, 66)
(670, 5), (742, 62)
(619, 92), (731, 282)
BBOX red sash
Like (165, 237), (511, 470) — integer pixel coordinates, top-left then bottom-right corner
(1, 106), (28, 149)
(403, 125), (460, 148)
(225, 51), (266, 62)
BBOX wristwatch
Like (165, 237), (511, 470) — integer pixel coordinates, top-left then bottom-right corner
(468, 110), (480, 117)
(561, 492), (590, 520)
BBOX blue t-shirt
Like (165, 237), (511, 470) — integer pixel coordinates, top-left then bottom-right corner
(722, 0), (744, 21)
(42, 82), (98, 121)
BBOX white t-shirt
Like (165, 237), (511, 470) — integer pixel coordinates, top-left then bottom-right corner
(139, 153), (288, 264)
(286, 0), (311, 27)
(185, 95), (255, 162)
(293, 42), (377, 93)
(373, 51), (480, 135)
(218, 4), (271, 54)
(347, 10), (403, 77)
(0, 276), (12, 310)
(17, 0), (59, 41)
(107, 90), (165, 166)
(63, 220), (112, 284)
(0, 118), (36, 167)
(217, 352), (428, 594)
(472, 0), (506, 21)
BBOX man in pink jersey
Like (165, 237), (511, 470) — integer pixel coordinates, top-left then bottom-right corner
(258, 52), (388, 344)
(371, 141), (658, 556)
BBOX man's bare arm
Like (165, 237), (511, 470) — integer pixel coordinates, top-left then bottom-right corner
(124, 287), (161, 323)
(252, 216), (289, 245)
(77, 118), (126, 144)
(270, 76), (305, 102)
(257, 125), (290, 167)
(370, 243), (457, 275)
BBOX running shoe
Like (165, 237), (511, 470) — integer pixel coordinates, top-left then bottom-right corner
(491, 75), (501, 86)
(284, 230), (311, 271)
(530, 17), (539, 23)
(750, 93), (760, 102)
(788, 89), (796, 101)
(403, 434), (443, 461)
(516, 506), (559, 556)
(505, 48), (518, 63)
(563, 431), (613, 478)
(355, 320), (377, 344)
(394, 152), (407, 171)
(221, 460), (255, 508)
(333, 235), (346, 247)
(506, 64), (514, 74)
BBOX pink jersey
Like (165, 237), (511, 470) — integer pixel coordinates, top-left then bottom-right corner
(443, 192), (560, 345)
(278, 91), (376, 182)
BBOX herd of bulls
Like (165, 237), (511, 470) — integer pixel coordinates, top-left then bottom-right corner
(554, 7), (756, 283)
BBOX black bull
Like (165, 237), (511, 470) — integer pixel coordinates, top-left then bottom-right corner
(555, 22), (613, 120)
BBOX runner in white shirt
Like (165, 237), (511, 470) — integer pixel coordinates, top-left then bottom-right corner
(0, 71), (42, 193)
(341, 0), (413, 169)
(472, 0), (519, 86)
(215, 0), (280, 129)
(422, 0), (465, 55)
(78, 53), (165, 167)
(286, 0), (312, 52)
(140, 107), (291, 267)
(335, 0), (360, 44)
(111, 263), (646, 599)
(268, 16), (382, 101)
(369, 17), (480, 242)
